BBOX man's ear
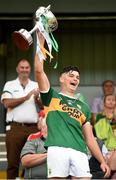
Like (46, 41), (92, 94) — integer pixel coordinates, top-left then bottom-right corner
(16, 67), (18, 73)
(59, 75), (64, 83)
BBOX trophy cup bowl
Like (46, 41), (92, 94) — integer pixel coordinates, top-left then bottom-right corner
(12, 5), (58, 51)
(35, 6), (58, 32)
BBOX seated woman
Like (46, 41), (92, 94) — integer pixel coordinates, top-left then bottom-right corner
(94, 94), (116, 136)
(93, 94), (116, 178)
(20, 110), (47, 179)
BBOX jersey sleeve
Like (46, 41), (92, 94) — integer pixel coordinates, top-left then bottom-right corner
(1, 82), (13, 101)
(20, 140), (37, 158)
(40, 87), (54, 106)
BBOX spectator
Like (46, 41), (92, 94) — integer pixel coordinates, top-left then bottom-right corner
(91, 80), (115, 125)
(95, 94), (116, 122)
(93, 95), (116, 179)
(21, 110), (47, 179)
(95, 94), (116, 137)
(34, 32), (110, 179)
(1, 59), (43, 179)
(94, 116), (116, 149)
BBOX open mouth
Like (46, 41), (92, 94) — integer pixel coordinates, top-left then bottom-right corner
(70, 82), (76, 87)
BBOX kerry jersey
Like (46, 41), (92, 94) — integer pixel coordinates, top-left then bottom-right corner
(41, 87), (91, 154)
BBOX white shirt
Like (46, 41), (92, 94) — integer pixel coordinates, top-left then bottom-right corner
(1, 78), (39, 123)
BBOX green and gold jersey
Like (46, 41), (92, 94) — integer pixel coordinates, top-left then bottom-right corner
(41, 87), (91, 154)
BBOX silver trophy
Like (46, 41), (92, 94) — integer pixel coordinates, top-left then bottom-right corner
(12, 5), (58, 51)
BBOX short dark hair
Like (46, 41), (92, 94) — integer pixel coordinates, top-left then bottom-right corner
(16, 58), (30, 67)
(60, 66), (80, 75)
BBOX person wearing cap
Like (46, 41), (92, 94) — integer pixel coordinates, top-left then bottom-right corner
(34, 32), (110, 179)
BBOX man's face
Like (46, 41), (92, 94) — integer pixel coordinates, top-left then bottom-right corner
(16, 60), (31, 79)
(60, 70), (80, 93)
(103, 82), (114, 95)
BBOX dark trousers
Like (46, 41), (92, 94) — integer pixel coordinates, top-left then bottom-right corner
(6, 123), (38, 179)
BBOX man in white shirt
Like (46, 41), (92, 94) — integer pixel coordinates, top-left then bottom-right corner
(1, 59), (43, 179)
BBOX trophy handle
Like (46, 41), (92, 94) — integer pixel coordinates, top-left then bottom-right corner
(29, 24), (38, 34)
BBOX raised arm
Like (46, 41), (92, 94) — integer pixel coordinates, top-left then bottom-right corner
(34, 32), (50, 92)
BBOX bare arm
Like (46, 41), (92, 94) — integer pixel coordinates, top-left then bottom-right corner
(34, 33), (50, 92)
(21, 153), (47, 168)
(2, 89), (38, 109)
(2, 97), (27, 109)
(82, 123), (110, 178)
